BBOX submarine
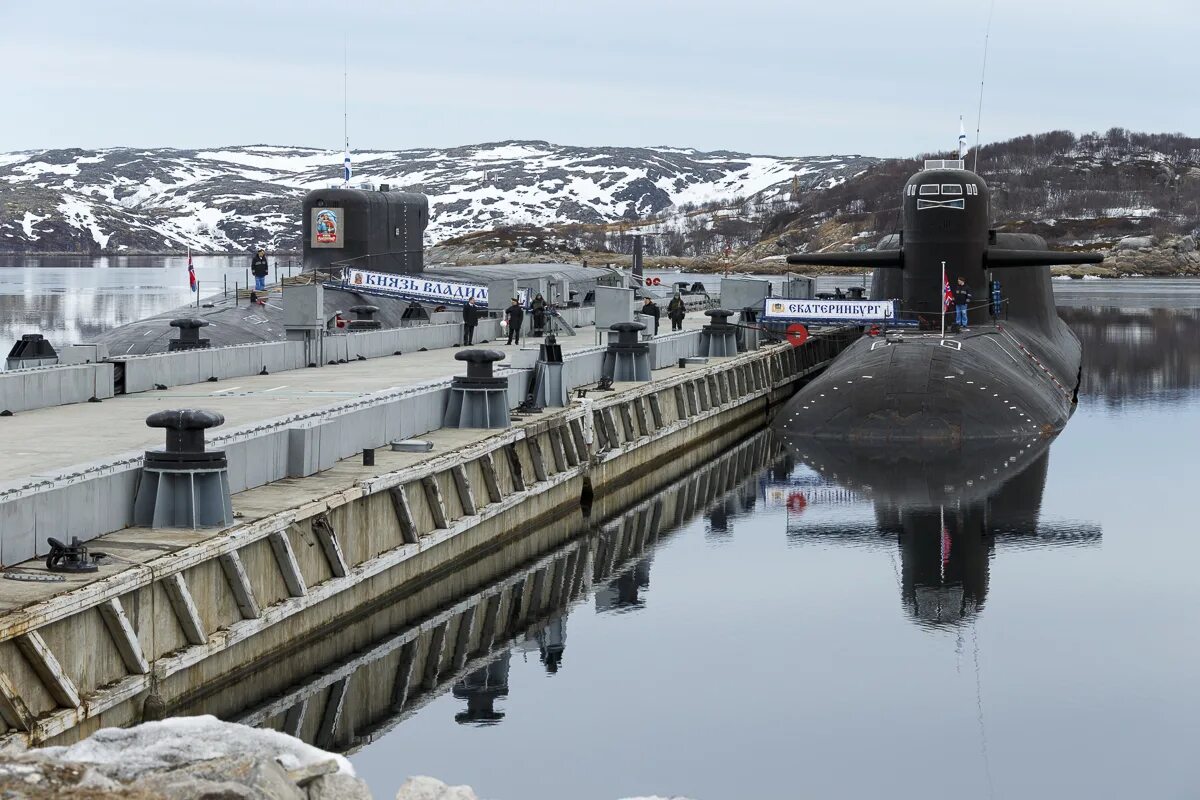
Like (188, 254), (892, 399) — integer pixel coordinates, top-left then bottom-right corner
(774, 159), (1103, 443)
(95, 185), (615, 356)
(777, 432), (1100, 627)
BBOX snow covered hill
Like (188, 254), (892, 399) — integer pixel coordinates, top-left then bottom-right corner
(0, 142), (877, 253)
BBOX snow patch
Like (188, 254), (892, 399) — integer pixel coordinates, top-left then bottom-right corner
(20, 211), (46, 239)
(56, 197), (111, 248)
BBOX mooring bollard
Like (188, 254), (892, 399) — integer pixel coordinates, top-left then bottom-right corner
(739, 307), (760, 352)
(533, 334), (568, 407)
(601, 321), (650, 382)
(400, 301), (431, 327)
(133, 409), (233, 529)
(168, 318), (211, 351)
(445, 349), (510, 429)
(5, 333), (59, 369)
(699, 309), (739, 358)
(348, 304), (382, 331)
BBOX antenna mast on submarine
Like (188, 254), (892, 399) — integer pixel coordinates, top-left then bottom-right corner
(972, 0), (997, 172)
(342, 36), (352, 186)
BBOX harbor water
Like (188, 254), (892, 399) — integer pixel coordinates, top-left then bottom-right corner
(2, 260), (1197, 799)
(350, 281), (1200, 799)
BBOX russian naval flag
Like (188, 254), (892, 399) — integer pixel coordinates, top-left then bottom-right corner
(343, 150), (352, 183)
(958, 117), (969, 160)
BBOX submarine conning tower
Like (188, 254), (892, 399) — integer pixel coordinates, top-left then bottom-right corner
(896, 163), (991, 319)
(302, 186), (430, 275)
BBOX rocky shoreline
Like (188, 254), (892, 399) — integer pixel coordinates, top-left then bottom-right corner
(0, 717), (657, 800)
(6, 236), (1199, 281)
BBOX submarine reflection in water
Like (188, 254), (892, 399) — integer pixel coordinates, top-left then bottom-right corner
(775, 434), (1101, 627)
(220, 431), (779, 748)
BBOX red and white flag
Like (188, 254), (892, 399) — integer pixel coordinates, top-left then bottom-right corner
(942, 266), (953, 310)
(188, 248), (197, 292)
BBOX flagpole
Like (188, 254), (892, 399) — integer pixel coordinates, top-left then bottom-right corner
(941, 261), (946, 340)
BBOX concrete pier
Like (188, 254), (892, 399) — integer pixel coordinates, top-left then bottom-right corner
(0, 312), (857, 747)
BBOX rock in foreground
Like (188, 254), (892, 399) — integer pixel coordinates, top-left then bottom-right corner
(0, 715), (369, 799)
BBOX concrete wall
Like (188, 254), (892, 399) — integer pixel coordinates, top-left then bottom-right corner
(0, 339), (632, 566)
(0, 363), (114, 414)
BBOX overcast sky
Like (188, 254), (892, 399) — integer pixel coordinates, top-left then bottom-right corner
(5, 0), (1198, 158)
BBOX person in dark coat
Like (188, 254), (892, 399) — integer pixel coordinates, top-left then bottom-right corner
(641, 297), (660, 335)
(531, 293), (547, 336)
(505, 297), (524, 345)
(667, 293), (686, 331)
(461, 297), (479, 346)
(954, 276), (971, 329)
(251, 248), (269, 291)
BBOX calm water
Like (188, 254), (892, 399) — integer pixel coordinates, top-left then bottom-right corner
(0, 257), (859, 357)
(5, 261), (1199, 798)
(0, 255), (301, 354)
(345, 285), (1200, 799)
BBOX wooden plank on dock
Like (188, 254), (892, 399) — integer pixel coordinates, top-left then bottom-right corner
(648, 393), (665, 428)
(388, 486), (420, 544)
(163, 573), (208, 646)
(14, 631), (81, 710)
(450, 464), (478, 516)
(478, 452), (504, 504)
(97, 598), (149, 675)
(0, 670), (34, 732)
(526, 436), (549, 483)
(569, 417), (590, 461)
(267, 532), (308, 598)
(421, 475), (449, 529)
(311, 514), (349, 579)
(218, 551), (261, 620)
(505, 444), (526, 492)
(633, 397), (651, 436)
(547, 426), (568, 472)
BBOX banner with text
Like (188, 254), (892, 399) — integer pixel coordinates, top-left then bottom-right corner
(762, 298), (895, 323)
(344, 268), (520, 306)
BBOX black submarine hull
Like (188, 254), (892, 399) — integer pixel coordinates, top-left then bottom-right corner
(774, 318), (1080, 443)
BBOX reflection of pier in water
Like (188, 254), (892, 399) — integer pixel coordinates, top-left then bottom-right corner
(220, 430), (779, 751)
(776, 435), (1101, 628)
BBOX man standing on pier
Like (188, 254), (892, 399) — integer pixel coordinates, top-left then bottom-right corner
(642, 296), (660, 335)
(251, 248), (269, 291)
(531, 292), (547, 336)
(668, 293), (686, 331)
(461, 297), (479, 346)
(505, 297), (525, 346)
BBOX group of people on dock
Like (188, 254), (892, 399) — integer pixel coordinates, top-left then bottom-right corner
(459, 290), (690, 347)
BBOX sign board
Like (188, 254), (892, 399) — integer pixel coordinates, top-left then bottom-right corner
(762, 298), (895, 323)
(344, 267), (524, 307)
(311, 208), (344, 249)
